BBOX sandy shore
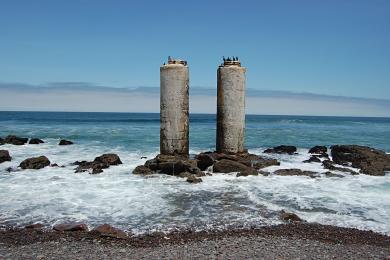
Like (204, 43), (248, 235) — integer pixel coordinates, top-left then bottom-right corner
(1, 223), (389, 259)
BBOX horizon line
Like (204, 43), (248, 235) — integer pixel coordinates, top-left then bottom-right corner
(1, 110), (389, 119)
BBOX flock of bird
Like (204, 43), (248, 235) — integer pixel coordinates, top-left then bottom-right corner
(223, 56), (240, 62)
(162, 56), (240, 66)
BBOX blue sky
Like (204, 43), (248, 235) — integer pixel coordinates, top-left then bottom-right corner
(0, 0), (389, 99)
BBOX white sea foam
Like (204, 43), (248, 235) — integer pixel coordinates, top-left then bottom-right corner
(1, 143), (389, 235)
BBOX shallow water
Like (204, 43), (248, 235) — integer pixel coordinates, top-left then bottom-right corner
(0, 112), (389, 234)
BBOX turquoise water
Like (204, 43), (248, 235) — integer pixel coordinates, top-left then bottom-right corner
(0, 112), (389, 234)
(1, 112), (389, 152)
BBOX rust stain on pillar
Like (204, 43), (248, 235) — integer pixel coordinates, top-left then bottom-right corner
(216, 57), (246, 154)
(160, 57), (189, 156)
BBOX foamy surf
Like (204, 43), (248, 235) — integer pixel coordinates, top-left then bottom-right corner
(1, 141), (389, 235)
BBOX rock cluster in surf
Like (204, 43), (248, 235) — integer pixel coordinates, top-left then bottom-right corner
(73, 154), (122, 174)
(0, 136), (123, 174)
(0, 135), (73, 146)
(1, 134), (389, 178)
(132, 145), (390, 181)
(3, 135), (29, 145)
(264, 145), (297, 155)
(331, 145), (390, 176)
(133, 151), (280, 182)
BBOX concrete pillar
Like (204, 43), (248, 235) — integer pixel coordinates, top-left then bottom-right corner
(216, 58), (246, 154)
(160, 57), (189, 156)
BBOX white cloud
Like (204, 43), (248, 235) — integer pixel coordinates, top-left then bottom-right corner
(0, 83), (389, 117)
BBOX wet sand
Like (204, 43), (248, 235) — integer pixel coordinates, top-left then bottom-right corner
(1, 223), (389, 259)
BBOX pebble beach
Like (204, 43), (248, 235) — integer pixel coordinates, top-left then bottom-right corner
(1, 223), (390, 259)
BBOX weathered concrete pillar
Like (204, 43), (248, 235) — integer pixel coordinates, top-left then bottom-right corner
(216, 58), (246, 154)
(160, 57), (189, 156)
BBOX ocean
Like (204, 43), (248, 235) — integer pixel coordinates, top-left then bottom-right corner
(0, 111), (390, 234)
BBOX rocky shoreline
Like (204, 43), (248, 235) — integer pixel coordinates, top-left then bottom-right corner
(2, 134), (390, 179)
(1, 223), (389, 259)
(1, 222), (389, 247)
(132, 144), (390, 182)
(2, 134), (390, 258)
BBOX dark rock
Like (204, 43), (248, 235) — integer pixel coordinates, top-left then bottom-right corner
(178, 170), (205, 178)
(186, 175), (203, 183)
(4, 135), (28, 145)
(189, 166), (203, 176)
(159, 160), (193, 175)
(274, 169), (317, 177)
(195, 171), (206, 177)
(309, 146), (327, 154)
(331, 145), (390, 176)
(197, 151), (279, 170)
(0, 150), (12, 163)
(322, 160), (333, 169)
(144, 158), (159, 171)
(303, 156), (321, 163)
(5, 167), (15, 172)
(317, 153), (330, 159)
(74, 168), (88, 173)
(73, 160), (88, 165)
(53, 222), (88, 232)
(59, 139), (73, 145)
(94, 153), (122, 166)
(213, 159), (258, 175)
(179, 171), (192, 178)
(91, 224), (127, 239)
(140, 156), (147, 159)
(307, 146), (329, 160)
(209, 152), (237, 161)
(19, 156), (50, 169)
(178, 170), (206, 178)
(280, 211), (302, 222)
(74, 161), (107, 174)
(259, 171), (270, 176)
(25, 223), (44, 229)
(195, 152), (215, 171)
(324, 171), (345, 178)
(74, 166), (90, 173)
(92, 168), (103, 174)
(234, 152), (280, 169)
(184, 152), (270, 173)
(29, 138), (44, 144)
(236, 170), (259, 177)
(144, 154), (199, 175)
(322, 160), (359, 175)
(74, 154), (122, 174)
(133, 165), (154, 175)
(138, 152), (277, 177)
(51, 163), (59, 167)
(0, 137), (4, 145)
(264, 145), (297, 155)
(252, 158), (280, 169)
